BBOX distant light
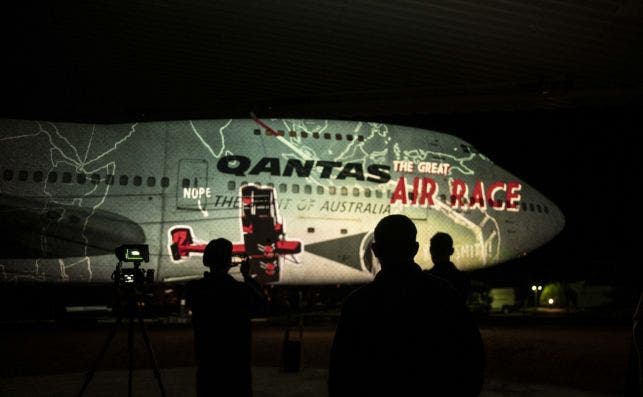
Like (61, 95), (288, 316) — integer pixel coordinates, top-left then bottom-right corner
(538, 286), (542, 291)
(132, 250), (140, 256)
(548, 298), (554, 305)
(531, 285), (537, 291)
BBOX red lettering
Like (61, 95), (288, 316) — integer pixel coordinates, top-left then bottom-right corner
(486, 182), (506, 210)
(470, 181), (485, 209)
(450, 179), (468, 208)
(390, 177), (408, 205)
(411, 177), (420, 204)
(418, 178), (438, 206)
(506, 182), (522, 211)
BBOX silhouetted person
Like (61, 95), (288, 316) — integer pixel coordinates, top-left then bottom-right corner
(428, 232), (471, 300)
(185, 239), (267, 397)
(329, 215), (484, 396)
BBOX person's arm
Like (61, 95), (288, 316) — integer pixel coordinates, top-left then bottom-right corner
(240, 257), (268, 316)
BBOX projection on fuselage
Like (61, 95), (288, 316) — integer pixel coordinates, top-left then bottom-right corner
(0, 119), (564, 284)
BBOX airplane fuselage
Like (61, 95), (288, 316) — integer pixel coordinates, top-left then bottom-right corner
(0, 119), (564, 284)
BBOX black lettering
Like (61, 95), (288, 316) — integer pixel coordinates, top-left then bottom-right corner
(249, 157), (281, 176)
(366, 164), (391, 183)
(316, 161), (342, 179)
(218, 155), (250, 176)
(284, 159), (314, 177)
(336, 163), (365, 180)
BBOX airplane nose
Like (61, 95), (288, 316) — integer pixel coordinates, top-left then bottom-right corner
(543, 195), (565, 241)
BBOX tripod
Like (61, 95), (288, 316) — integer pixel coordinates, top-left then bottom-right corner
(78, 282), (167, 397)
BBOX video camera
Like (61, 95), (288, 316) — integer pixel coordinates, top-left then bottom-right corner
(113, 244), (154, 288)
(231, 254), (250, 267)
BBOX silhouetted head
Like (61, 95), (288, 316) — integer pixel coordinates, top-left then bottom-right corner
(203, 238), (233, 273)
(372, 215), (419, 269)
(430, 232), (454, 264)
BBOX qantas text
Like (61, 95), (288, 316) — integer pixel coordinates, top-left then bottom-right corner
(217, 156), (390, 183)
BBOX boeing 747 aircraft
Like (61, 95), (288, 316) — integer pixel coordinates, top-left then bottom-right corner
(0, 118), (564, 284)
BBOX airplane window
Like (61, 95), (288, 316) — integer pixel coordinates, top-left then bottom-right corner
(267, 182), (274, 188)
(341, 186), (348, 196)
(521, 202), (527, 211)
(3, 169), (13, 181)
(358, 135), (364, 142)
(335, 134), (342, 140)
(289, 131), (297, 137)
(329, 186), (336, 195)
(304, 185), (312, 194)
(340, 229), (348, 234)
(544, 206), (549, 214)
(33, 171), (43, 182)
(313, 132), (320, 139)
(48, 171), (57, 183)
(253, 129), (261, 136)
(387, 189), (392, 198)
(241, 181), (248, 186)
(183, 178), (190, 188)
(105, 175), (114, 185)
(18, 170), (28, 181)
(292, 184), (300, 194)
(324, 133), (331, 140)
(279, 183), (287, 193)
(91, 174), (100, 184)
(364, 188), (371, 197)
(161, 177), (169, 188)
(347, 134), (354, 141)
(133, 176), (142, 186)
(118, 175), (127, 186)
(353, 187), (359, 197)
(228, 181), (235, 190)
(376, 190), (382, 198)
(317, 186), (324, 194)
(440, 194), (446, 202)
(537, 204), (542, 213)
(254, 181), (261, 186)
(529, 203), (535, 212)
(63, 172), (72, 183)
(147, 177), (156, 187)
(301, 131), (308, 139)
(460, 144), (470, 154)
(307, 227), (315, 233)
(77, 174), (86, 184)
(408, 192), (413, 201)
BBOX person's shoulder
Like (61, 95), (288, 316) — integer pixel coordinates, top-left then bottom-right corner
(420, 270), (461, 295)
(185, 278), (203, 290)
(341, 283), (376, 308)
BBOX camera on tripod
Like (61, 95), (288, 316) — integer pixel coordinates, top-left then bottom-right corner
(113, 244), (154, 287)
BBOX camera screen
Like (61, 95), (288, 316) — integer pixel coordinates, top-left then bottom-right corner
(125, 248), (145, 262)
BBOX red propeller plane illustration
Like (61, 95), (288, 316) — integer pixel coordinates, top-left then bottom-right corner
(169, 184), (302, 283)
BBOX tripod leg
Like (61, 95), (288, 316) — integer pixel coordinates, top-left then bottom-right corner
(128, 311), (134, 397)
(136, 307), (167, 397)
(78, 314), (123, 397)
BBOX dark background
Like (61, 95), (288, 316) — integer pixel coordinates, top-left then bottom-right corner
(2, 2), (642, 291)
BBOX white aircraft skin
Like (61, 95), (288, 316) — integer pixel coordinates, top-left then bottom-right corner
(0, 119), (564, 284)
